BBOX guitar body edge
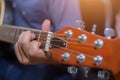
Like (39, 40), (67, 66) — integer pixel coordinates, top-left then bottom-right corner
(0, 0), (5, 25)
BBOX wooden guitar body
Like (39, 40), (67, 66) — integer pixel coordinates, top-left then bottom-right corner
(0, 0), (5, 25)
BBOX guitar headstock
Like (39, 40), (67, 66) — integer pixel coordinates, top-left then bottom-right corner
(49, 26), (120, 76)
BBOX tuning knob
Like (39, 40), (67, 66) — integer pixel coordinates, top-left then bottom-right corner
(104, 27), (116, 39)
(78, 34), (87, 43)
(76, 54), (86, 63)
(61, 52), (70, 61)
(98, 70), (110, 80)
(75, 20), (85, 30)
(67, 66), (78, 74)
(91, 24), (97, 34)
(64, 30), (73, 38)
(94, 39), (104, 49)
(94, 55), (103, 65)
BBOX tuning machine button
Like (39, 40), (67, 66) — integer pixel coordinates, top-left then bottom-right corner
(75, 20), (85, 30)
(61, 52), (70, 61)
(94, 39), (104, 49)
(104, 27), (116, 39)
(94, 55), (103, 65)
(64, 30), (73, 38)
(67, 66), (78, 74)
(98, 70), (110, 80)
(76, 54), (86, 63)
(78, 34), (87, 43)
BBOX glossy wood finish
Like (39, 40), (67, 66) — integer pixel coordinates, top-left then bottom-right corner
(49, 26), (120, 80)
(112, 38), (120, 80)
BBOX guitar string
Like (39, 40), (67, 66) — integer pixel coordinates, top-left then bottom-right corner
(50, 44), (94, 58)
(49, 44), (109, 71)
(49, 44), (99, 68)
(35, 36), (94, 48)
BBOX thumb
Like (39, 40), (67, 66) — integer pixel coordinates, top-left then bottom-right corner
(42, 19), (51, 31)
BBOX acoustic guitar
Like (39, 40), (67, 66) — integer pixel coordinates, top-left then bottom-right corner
(0, 0), (5, 25)
(0, 0), (120, 80)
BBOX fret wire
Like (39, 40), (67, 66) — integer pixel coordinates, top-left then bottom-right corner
(14, 28), (18, 43)
(14, 27), (20, 43)
(13, 27), (26, 43)
(14, 28), (20, 43)
(5, 26), (12, 43)
(12, 27), (16, 43)
(11, 28), (14, 43)
(37, 31), (41, 42)
(7, 27), (10, 42)
(14, 28), (26, 42)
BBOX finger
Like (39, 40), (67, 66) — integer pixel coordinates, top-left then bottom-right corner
(18, 31), (35, 57)
(14, 31), (35, 64)
(28, 41), (47, 63)
(42, 19), (51, 31)
(18, 31), (35, 44)
(29, 41), (46, 58)
(17, 43), (29, 64)
(14, 43), (22, 62)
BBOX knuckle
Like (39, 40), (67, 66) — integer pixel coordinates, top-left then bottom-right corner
(14, 43), (18, 49)
(21, 59), (29, 65)
(17, 58), (23, 64)
(29, 51), (35, 57)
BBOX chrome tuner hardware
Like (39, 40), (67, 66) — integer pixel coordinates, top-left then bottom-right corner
(61, 52), (70, 61)
(94, 55), (103, 65)
(64, 30), (73, 38)
(78, 34), (87, 43)
(94, 39), (104, 49)
(76, 54), (86, 63)
(75, 20), (85, 30)
(104, 27), (116, 39)
(84, 67), (91, 78)
(98, 70), (110, 80)
(91, 24), (97, 34)
(67, 66), (78, 74)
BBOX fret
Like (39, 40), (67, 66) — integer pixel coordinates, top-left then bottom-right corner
(40, 31), (47, 49)
(14, 28), (19, 43)
(0, 25), (53, 51)
(37, 32), (41, 42)
(13, 28), (17, 43)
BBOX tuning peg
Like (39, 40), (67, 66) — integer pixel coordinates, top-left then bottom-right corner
(97, 70), (110, 80)
(67, 66), (78, 74)
(94, 55), (103, 65)
(94, 39), (104, 49)
(91, 24), (97, 34)
(76, 53), (86, 63)
(75, 20), (85, 30)
(84, 67), (91, 78)
(78, 34), (87, 43)
(64, 30), (73, 38)
(104, 27), (116, 39)
(61, 52), (70, 61)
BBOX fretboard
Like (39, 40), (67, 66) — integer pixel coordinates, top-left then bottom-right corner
(0, 25), (53, 51)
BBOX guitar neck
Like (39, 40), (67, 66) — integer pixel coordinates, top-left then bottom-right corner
(0, 25), (53, 51)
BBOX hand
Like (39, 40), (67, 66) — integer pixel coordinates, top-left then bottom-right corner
(14, 19), (54, 64)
